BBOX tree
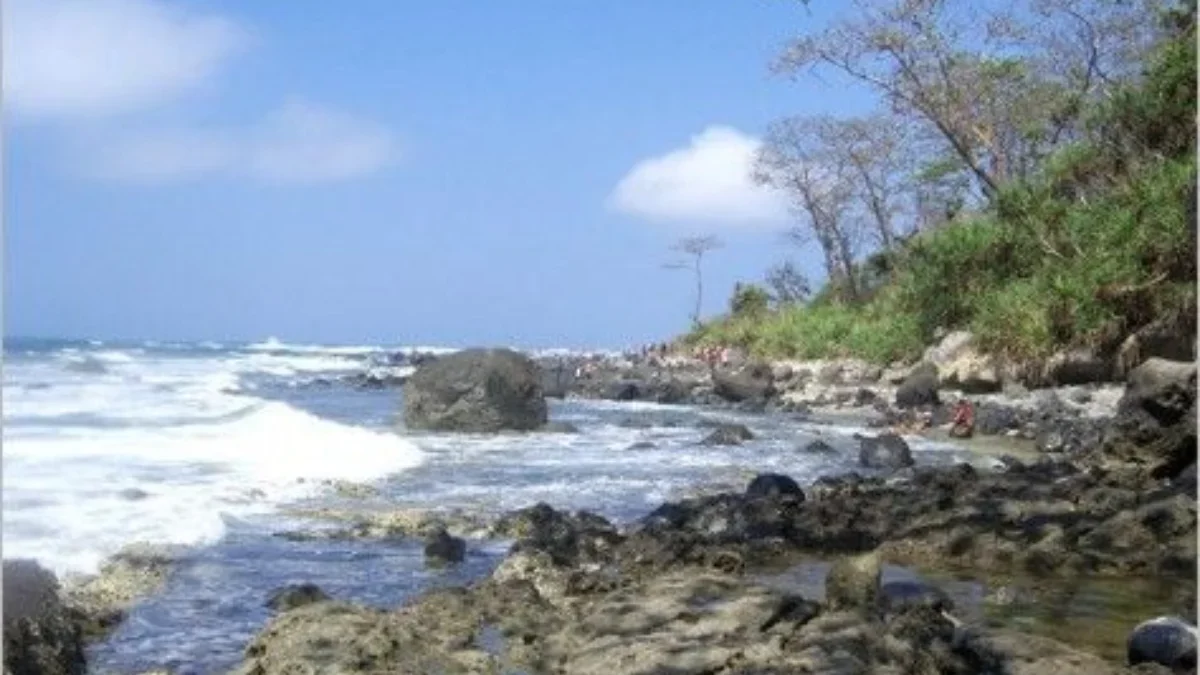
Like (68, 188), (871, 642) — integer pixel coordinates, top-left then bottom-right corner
(764, 260), (812, 307)
(755, 116), (864, 302)
(664, 235), (723, 327)
(817, 114), (916, 250)
(774, 0), (1162, 201)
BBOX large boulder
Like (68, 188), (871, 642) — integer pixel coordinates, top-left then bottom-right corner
(895, 362), (940, 408)
(857, 433), (915, 470)
(712, 363), (775, 404)
(925, 331), (1002, 394)
(1103, 358), (1197, 479)
(1044, 348), (1113, 386)
(3, 559), (86, 675)
(1126, 616), (1197, 671)
(402, 348), (548, 432)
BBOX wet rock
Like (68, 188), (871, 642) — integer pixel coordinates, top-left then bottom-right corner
(640, 491), (805, 545)
(700, 423), (755, 446)
(745, 473), (804, 500)
(800, 438), (837, 454)
(712, 363), (775, 404)
(265, 583), (331, 612)
(895, 362), (941, 408)
(1127, 616), (1197, 671)
(281, 506), (493, 541)
(3, 559), (86, 675)
(857, 432), (915, 469)
(1045, 348), (1113, 386)
(323, 479), (380, 500)
(62, 543), (176, 640)
(974, 402), (1024, 436)
(824, 551), (881, 613)
(232, 600), (493, 675)
(961, 629), (1127, 674)
(402, 347), (547, 433)
(606, 380), (643, 401)
(1104, 358), (1197, 479)
(424, 527), (467, 566)
(494, 504), (621, 567)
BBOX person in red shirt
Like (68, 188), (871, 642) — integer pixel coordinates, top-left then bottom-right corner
(949, 399), (975, 439)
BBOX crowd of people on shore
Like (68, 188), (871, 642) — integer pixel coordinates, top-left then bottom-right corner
(627, 342), (734, 368)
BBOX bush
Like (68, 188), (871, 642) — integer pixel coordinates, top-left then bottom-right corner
(729, 283), (771, 317)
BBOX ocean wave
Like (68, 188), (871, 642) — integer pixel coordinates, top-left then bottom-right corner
(3, 400), (425, 577)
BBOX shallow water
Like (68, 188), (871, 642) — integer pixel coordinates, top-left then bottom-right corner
(755, 560), (1188, 664)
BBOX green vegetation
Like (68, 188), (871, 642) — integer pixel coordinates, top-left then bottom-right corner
(685, 1), (1195, 366)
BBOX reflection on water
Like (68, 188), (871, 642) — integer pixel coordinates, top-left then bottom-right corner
(755, 559), (1192, 664)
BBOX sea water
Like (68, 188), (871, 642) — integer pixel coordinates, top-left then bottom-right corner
(1, 338), (990, 673)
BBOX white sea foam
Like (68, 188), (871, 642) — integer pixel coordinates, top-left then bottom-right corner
(3, 346), (425, 577)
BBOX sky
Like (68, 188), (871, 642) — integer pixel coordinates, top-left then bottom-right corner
(4, 0), (878, 349)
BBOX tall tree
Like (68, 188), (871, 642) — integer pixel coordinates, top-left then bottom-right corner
(774, 0), (1162, 201)
(755, 116), (864, 302)
(817, 115), (915, 250)
(664, 236), (723, 327)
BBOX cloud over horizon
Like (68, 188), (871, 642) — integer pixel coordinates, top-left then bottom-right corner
(608, 126), (789, 229)
(75, 100), (398, 185)
(4, 0), (249, 120)
(5, 0), (397, 185)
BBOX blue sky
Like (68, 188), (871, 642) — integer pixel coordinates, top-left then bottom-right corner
(4, 0), (876, 349)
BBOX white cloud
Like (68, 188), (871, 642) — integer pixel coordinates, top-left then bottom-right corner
(76, 101), (398, 185)
(4, 0), (249, 120)
(608, 126), (790, 228)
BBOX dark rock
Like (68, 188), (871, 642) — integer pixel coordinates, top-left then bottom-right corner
(895, 362), (940, 408)
(712, 364), (775, 403)
(266, 583), (331, 612)
(1036, 429), (1068, 454)
(853, 388), (879, 406)
(1045, 349), (1113, 385)
(626, 441), (656, 450)
(879, 580), (954, 616)
(538, 361), (573, 399)
(759, 595), (821, 632)
(745, 473), (804, 500)
(424, 527), (467, 566)
(1104, 358), (1197, 479)
(857, 433), (915, 469)
(639, 492), (805, 544)
(402, 348), (548, 432)
(652, 379), (693, 404)
(974, 403), (1023, 436)
(3, 559), (86, 675)
(801, 439), (838, 454)
(496, 504), (621, 567)
(607, 380), (643, 401)
(700, 423), (754, 446)
(1173, 463), (1197, 497)
(1127, 616), (1197, 671)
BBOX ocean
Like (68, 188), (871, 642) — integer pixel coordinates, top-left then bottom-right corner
(2, 337), (986, 673)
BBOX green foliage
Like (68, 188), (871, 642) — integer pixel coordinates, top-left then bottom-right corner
(729, 283), (771, 317)
(681, 3), (1196, 365)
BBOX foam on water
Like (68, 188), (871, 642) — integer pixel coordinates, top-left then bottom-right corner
(3, 344), (425, 577)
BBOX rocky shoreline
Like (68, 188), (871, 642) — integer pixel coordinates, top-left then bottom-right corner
(5, 347), (1196, 674)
